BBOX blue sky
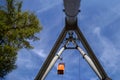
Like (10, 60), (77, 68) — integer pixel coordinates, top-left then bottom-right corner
(4, 0), (120, 80)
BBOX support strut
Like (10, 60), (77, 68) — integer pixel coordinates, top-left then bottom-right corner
(42, 47), (65, 80)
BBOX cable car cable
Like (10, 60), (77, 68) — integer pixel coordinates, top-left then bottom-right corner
(79, 53), (80, 80)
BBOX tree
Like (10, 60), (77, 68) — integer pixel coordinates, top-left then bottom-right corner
(0, 0), (42, 78)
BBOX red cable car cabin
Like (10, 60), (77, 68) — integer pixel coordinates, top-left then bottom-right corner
(57, 63), (65, 75)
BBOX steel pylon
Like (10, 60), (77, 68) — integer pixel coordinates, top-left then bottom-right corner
(35, 0), (111, 80)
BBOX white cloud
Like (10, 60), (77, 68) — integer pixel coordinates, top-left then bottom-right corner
(36, 0), (62, 14)
(111, 4), (120, 16)
(90, 77), (98, 80)
(16, 50), (39, 69)
(32, 49), (47, 58)
(93, 27), (120, 74)
(93, 27), (101, 35)
(36, 3), (59, 13)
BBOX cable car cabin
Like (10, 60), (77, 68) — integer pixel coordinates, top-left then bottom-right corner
(57, 63), (65, 75)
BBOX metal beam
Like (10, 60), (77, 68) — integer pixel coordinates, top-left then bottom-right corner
(41, 47), (65, 80)
(63, 0), (80, 25)
(35, 27), (67, 80)
(75, 26), (111, 80)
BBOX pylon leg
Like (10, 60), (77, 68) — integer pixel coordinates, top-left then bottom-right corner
(77, 46), (102, 79)
(35, 27), (67, 80)
(42, 47), (65, 80)
(75, 26), (111, 79)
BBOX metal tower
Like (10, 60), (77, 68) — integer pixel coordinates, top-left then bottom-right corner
(35, 0), (111, 80)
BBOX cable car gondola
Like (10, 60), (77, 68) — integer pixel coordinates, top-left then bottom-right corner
(57, 63), (65, 75)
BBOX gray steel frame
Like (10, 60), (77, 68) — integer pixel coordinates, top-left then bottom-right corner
(35, 0), (111, 80)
